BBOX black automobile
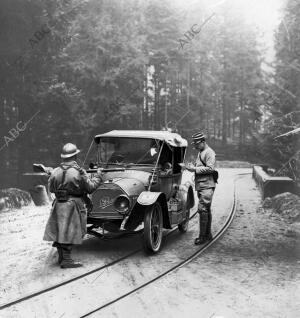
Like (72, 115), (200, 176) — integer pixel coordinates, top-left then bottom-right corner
(85, 130), (195, 253)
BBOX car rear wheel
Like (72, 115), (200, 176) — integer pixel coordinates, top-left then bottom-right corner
(143, 202), (163, 254)
(178, 204), (190, 233)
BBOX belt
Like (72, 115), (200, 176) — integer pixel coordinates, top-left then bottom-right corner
(68, 194), (83, 197)
(55, 192), (83, 200)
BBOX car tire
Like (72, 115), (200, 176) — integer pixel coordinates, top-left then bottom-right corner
(178, 204), (190, 233)
(143, 202), (163, 254)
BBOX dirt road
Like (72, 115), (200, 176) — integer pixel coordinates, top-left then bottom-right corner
(0, 168), (298, 318)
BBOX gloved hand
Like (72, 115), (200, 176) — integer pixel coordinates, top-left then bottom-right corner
(79, 167), (86, 175)
(185, 162), (196, 172)
(97, 167), (104, 175)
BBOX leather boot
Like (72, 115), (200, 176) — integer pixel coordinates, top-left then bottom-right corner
(60, 244), (82, 268)
(52, 242), (63, 264)
(194, 212), (209, 245)
(206, 211), (213, 241)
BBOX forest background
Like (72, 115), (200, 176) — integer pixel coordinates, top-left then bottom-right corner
(0, 0), (299, 187)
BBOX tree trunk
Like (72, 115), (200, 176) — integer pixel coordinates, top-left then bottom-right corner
(213, 111), (216, 140)
(0, 99), (8, 188)
(222, 43), (227, 144)
(222, 92), (227, 144)
(239, 99), (243, 146)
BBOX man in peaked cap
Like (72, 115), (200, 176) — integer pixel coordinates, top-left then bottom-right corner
(43, 143), (104, 268)
(185, 132), (217, 244)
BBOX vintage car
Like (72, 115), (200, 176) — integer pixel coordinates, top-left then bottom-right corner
(84, 130), (195, 253)
(27, 130), (195, 254)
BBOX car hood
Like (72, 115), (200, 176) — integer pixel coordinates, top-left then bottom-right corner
(100, 170), (151, 196)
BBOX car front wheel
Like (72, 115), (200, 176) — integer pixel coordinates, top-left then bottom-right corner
(143, 202), (163, 254)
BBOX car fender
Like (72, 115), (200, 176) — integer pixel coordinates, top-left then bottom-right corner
(137, 191), (163, 205)
(178, 183), (195, 210)
(126, 191), (171, 229)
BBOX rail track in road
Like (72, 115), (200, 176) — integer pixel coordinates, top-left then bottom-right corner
(0, 211), (199, 311)
(0, 174), (247, 315)
(80, 174), (244, 318)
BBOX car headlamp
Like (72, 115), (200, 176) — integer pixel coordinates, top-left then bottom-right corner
(114, 195), (130, 214)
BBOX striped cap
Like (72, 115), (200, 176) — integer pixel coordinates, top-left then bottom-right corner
(191, 132), (205, 144)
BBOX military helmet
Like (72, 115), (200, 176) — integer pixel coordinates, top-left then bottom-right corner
(61, 143), (81, 158)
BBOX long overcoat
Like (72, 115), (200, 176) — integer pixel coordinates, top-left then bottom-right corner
(43, 161), (102, 244)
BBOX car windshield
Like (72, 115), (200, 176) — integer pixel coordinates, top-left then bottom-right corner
(98, 137), (161, 165)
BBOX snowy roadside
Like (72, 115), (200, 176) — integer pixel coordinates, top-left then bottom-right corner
(0, 167), (299, 318)
(0, 168), (236, 317)
(97, 173), (299, 318)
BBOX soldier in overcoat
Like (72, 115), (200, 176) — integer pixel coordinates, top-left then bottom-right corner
(185, 132), (217, 244)
(43, 143), (103, 268)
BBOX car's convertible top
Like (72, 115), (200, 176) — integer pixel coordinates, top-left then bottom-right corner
(94, 130), (188, 147)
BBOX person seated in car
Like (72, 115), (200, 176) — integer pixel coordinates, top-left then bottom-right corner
(109, 152), (125, 163)
(159, 162), (172, 175)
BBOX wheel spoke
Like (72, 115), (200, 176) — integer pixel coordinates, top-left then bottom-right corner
(151, 207), (161, 246)
(144, 203), (163, 252)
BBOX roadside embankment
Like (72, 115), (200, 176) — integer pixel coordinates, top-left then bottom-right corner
(0, 188), (32, 212)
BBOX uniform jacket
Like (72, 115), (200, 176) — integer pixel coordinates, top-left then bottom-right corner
(43, 161), (102, 244)
(194, 145), (216, 191)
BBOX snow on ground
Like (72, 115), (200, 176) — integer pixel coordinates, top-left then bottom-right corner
(97, 173), (299, 318)
(0, 167), (298, 318)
